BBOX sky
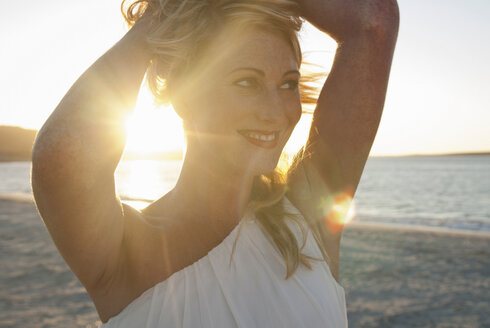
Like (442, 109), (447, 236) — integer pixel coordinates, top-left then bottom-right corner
(1, 0), (489, 156)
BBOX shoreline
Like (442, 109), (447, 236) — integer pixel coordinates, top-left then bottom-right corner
(346, 220), (490, 238)
(4, 195), (489, 237)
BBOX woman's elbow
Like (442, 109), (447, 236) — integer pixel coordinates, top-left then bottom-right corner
(361, 0), (400, 40)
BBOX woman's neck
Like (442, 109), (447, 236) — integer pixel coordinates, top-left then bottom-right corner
(149, 147), (255, 232)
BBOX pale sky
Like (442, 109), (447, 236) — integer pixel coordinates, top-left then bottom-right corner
(1, 0), (489, 156)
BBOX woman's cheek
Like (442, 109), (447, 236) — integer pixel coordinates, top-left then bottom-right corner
(287, 102), (302, 126)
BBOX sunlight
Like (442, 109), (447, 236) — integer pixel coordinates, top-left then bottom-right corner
(117, 160), (163, 201)
(332, 196), (356, 225)
(284, 114), (312, 155)
(323, 192), (356, 233)
(115, 159), (182, 207)
(125, 86), (185, 154)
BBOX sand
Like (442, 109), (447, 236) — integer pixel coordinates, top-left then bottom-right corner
(341, 223), (490, 327)
(1, 197), (489, 328)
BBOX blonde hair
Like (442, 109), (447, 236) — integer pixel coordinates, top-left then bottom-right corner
(122, 0), (327, 279)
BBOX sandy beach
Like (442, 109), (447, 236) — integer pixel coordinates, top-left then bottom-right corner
(1, 197), (489, 328)
(341, 223), (490, 327)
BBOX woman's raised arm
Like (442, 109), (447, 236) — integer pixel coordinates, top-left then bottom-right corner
(287, 0), (399, 277)
(31, 15), (151, 290)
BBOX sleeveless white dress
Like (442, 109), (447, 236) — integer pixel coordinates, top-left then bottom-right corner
(100, 197), (348, 327)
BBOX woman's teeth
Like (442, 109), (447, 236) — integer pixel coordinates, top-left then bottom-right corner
(244, 132), (276, 141)
(238, 130), (279, 149)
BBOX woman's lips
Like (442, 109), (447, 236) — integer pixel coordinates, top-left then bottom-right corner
(238, 130), (279, 149)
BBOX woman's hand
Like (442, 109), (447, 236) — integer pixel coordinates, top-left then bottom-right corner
(297, 0), (399, 42)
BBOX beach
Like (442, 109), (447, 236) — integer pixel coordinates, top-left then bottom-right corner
(341, 223), (490, 327)
(1, 197), (489, 328)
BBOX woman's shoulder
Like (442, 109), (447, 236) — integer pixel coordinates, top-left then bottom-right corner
(91, 202), (180, 322)
(97, 204), (249, 325)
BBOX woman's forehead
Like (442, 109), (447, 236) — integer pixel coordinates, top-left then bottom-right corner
(209, 29), (299, 74)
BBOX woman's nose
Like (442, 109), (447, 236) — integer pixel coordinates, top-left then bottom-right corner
(255, 90), (286, 124)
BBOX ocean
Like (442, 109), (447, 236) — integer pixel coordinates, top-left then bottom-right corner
(1, 155), (489, 232)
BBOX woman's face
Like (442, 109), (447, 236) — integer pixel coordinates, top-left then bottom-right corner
(178, 28), (302, 176)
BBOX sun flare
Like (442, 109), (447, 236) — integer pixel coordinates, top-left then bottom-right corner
(124, 86), (185, 155)
(323, 192), (356, 233)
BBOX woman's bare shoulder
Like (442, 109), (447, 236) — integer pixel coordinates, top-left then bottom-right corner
(90, 201), (178, 322)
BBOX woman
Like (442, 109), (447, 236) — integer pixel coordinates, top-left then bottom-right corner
(31, 0), (399, 326)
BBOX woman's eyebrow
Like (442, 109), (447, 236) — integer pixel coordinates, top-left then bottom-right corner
(283, 69), (301, 77)
(228, 67), (300, 77)
(228, 67), (265, 76)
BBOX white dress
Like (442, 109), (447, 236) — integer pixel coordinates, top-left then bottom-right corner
(100, 197), (348, 327)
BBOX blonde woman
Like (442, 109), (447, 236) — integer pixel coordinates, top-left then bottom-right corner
(31, 0), (399, 326)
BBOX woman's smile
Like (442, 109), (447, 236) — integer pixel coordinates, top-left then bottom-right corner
(237, 129), (280, 149)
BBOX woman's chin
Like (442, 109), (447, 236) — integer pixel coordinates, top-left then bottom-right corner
(241, 154), (281, 176)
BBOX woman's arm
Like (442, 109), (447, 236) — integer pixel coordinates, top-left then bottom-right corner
(31, 17), (151, 290)
(288, 0), (399, 277)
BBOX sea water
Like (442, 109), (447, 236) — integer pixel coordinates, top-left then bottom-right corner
(1, 155), (489, 232)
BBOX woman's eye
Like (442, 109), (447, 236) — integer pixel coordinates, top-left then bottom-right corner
(234, 78), (257, 88)
(280, 80), (299, 90)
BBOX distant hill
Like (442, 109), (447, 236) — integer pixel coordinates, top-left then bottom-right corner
(0, 126), (37, 161)
(0, 125), (183, 162)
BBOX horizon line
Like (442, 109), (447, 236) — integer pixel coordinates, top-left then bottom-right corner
(1, 124), (489, 159)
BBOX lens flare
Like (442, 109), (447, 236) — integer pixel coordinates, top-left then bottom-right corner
(124, 86), (185, 155)
(323, 192), (355, 233)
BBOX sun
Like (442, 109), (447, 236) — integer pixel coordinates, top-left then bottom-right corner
(124, 86), (185, 155)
